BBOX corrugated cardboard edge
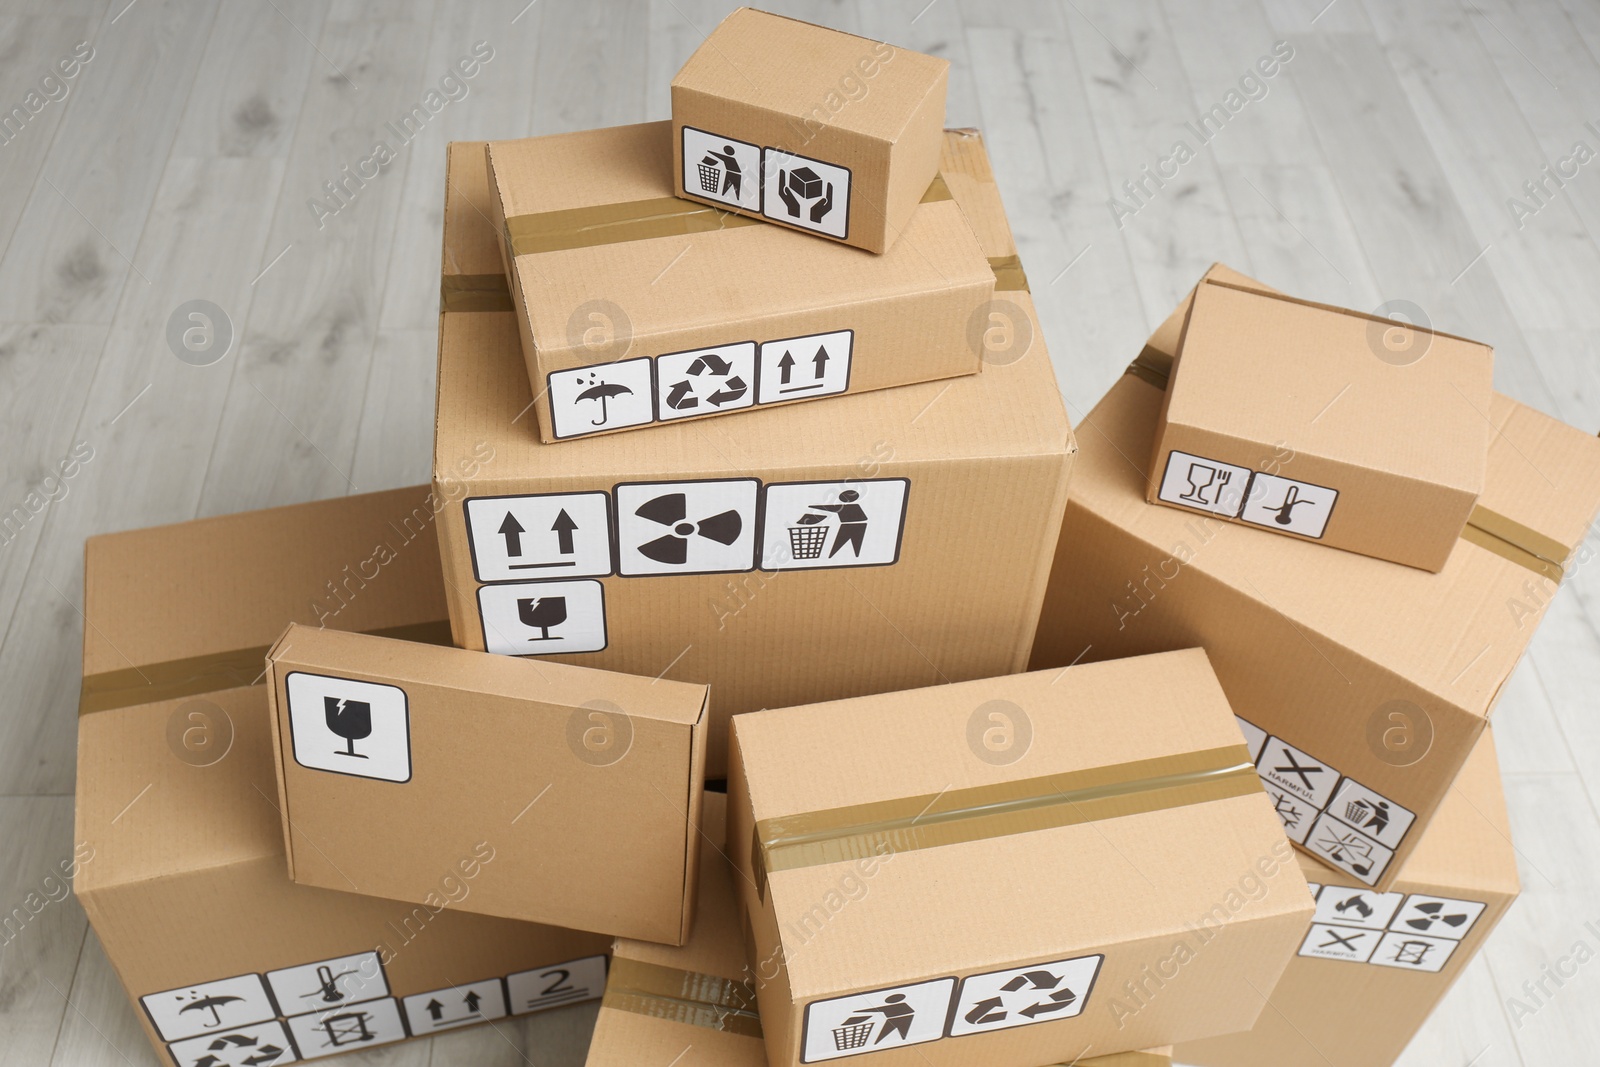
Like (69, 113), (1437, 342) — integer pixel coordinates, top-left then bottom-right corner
(264, 624), (300, 884)
(678, 690), (711, 946)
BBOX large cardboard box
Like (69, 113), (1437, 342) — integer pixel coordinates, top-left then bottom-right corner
(1177, 728), (1517, 1067)
(1031, 265), (1600, 889)
(75, 488), (613, 1066)
(1149, 276), (1493, 571)
(266, 624), (709, 944)
(589, 794), (1173, 1067)
(484, 122), (995, 442)
(439, 129), (1073, 778)
(726, 652), (1313, 1066)
(671, 7), (948, 253)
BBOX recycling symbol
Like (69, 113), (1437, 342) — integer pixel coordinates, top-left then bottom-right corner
(192, 1032), (288, 1067)
(961, 969), (1077, 1026)
(657, 344), (755, 419)
(949, 955), (1101, 1037)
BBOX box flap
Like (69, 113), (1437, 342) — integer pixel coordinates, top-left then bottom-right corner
(1380, 726), (1517, 896)
(1476, 393), (1600, 571)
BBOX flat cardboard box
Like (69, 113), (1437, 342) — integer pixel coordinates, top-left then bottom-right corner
(1032, 265), (1600, 889)
(589, 796), (1173, 1067)
(75, 488), (613, 1065)
(266, 624), (709, 945)
(1149, 277), (1494, 571)
(1178, 728), (1517, 1067)
(440, 129), (1073, 779)
(727, 651), (1313, 1066)
(671, 7), (948, 253)
(482, 121), (995, 442)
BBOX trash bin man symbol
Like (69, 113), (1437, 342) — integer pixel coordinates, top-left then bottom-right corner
(809, 490), (867, 559)
(700, 145), (742, 198)
(834, 994), (914, 1050)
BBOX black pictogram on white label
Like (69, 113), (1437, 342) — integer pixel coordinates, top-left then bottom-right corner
(1236, 716), (1267, 762)
(465, 493), (613, 582)
(547, 358), (654, 439)
(1257, 737), (1338, 809)
(1308, 813), (1394, 886)
(800, 978), (955, 1062)
(401, 978), (508, 1033)
(1265, 783), (1315, 844)
(1298, 922), (1381, 964)
(616, 479), (759, 576)
(757, 330), (853, 404)
(506, 955), (608, 1014)
(657, 342), (756, 419)
(287, 674), (411, 784)
(947, 955), (1103, 1037)
(682, 126), (761, 212)
(761, 478), (908, 570)
(266, 952), (388, 1017)
(143, 974), (277, 1042)
(167, 1020), (296, 1066)
(1311, 887), (1404, 931)
(285, 997), (406, 1058)
(1239, 472), (1338, 538)
(478, 580), (607, 656)
(1157, 450), (1250, 517)
(1327, 779), (1414, 850)
(762, 149), (851, 239)
(1369, 931), (1458, 973)
(1392, 894), (1485, 941)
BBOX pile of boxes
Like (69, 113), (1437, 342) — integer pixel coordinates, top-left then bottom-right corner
(70, 10), (1600, 1067)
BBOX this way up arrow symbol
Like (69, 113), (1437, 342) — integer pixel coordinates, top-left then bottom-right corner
(499, 513), (524, 557)
(551, 509), (577, 555)
(812, 344), (829, 379)
(463, 990), (483, 1015)
(777, 350), (795, 384)
(425, 997), (445, 1021)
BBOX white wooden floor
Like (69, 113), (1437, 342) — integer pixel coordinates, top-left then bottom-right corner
(1, 1), (1598, 1064)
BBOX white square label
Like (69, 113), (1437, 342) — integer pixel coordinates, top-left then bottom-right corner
(143, 974), (276, 1041)
(287, 674), (410, 784)
(1392, 895), (1485, 941)
(547, 359), (654, 439)
(1239, 471), (1338, 538)
(506, 955), (608, 1014)
(167, 1021), (296, 1066)
(761, 479), (908, 570)
(1298, 922), (1380, 964)
(464, 493), (612, 582)
(615, 479), (759, 576)
(947, 955), (1103, 1036)
(656, 342), (756, 419)
(763, 148), (851, 239)
(1157, 450), (1250, 517)
(266, 952), (388, 1018)
(800, 978), (955, 1062)
(401, 978), (508, 1033)
(1308, 813), (1394, 885)
(682, 126), (761, 211)
(1326, 779), (1414, 850)
(757, 330), (853, 404)
(1369, 931), (1459, 973)
(1263, 782), (1316, 844)
(478, 580), (607, 656)
(1312, 887), (1404, 931)
(285, 997), (406, 1058)
(1257, 736), (1339, 809)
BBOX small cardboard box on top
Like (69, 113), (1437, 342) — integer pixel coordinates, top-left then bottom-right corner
(75, 488), (613, 1066)
(265, 625), (709, 945)
(439, 128), (1073, 779)
(1179, 728), (1517, 1067)
(483, 120), (994, 443)
(1032, 264), (1600, 890)
(727, 651), (1313, 1066)
(588, 797), (1173, 1067)
(1149, 277), (1494, 571)
(671, 7), (948, 253)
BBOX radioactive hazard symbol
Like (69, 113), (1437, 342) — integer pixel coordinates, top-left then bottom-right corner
(615, 479), (759, 576)
(655, 342), (755, 420)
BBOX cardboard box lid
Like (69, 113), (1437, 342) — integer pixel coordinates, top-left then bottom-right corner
(1168, 280), (1493, 494)
(671, 8), (948, 142)
(734, 650), (1308, 996)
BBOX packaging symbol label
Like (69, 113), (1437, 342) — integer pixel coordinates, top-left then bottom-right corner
(478, 579), (607, 655)
(167, 1021), (296, 1066)
(287, 674), (411, 783)
(505, 954), (608, 1014)
(616, 479), (760, 576)
(1368, 931), (1459, 972)
(947, 955), (1102, 1037)
(465, 492), (613, 582)
(1310, 888), (1404, 931)
(284, 997), (406, 1059)
(756, 330), (853, 404)
(400, 978), (509, 1033)
(682, 126), (761, 211)
(762, 148), (851, 238)
(1257, 736), (1339, 809)
(547, 358), (655, 439)
(1298, 922), (1381, 963)
(800, 978), (955, 1062)
(266, 952), (388, 1018)
(1298, 884), (1484, 970)
(1239, 471), (1338, 538)
(761, 478), (908, 570)
(1157, 450), (1252, 517)
(1391, 894), (1485, 941)
(144, 974), (277, 1042)
(657, 342), (757, 419)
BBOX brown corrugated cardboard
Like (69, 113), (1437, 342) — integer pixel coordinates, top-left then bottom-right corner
(440, 129), (1073, 779)
(75, 488), (613, 1065)
(483, 122), (994, 443)
(671, 7), (948, 253)
(1032, 266), (1600, 889)
(1178, 728), (1518, 1067)
(265, 624), (709, 945)
(1148, 276), (1494, 571)
(727, 652), (1313, 1066)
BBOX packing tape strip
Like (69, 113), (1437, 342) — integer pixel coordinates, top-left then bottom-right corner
(753, 746), (1257, 893)
(1121, 354), (1572, 579)
(77, 619), (456, 715)
(440, 273), (514, 313)
(601, 957), (763, 1039)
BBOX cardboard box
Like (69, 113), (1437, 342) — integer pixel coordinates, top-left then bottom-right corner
(726, 651), (1314, 1066)
(589, 795), (1174, 1067)
(1031, 265), (1600, 889)
(265, 624), (709, 945)
(1178, 728), (1517, 1067)
(440, 129), (1073, 779)
(482, 121), (996, 443)
(75, 488), (614, 1066)
(1148, 276), (1494, 571)
(671, 7), (948, 253)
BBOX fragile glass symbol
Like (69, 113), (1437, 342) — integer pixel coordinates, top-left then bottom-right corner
(517, 596), (567, 640)
(324, 698), (372, 759)
(1180, 462), (1231, 506)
